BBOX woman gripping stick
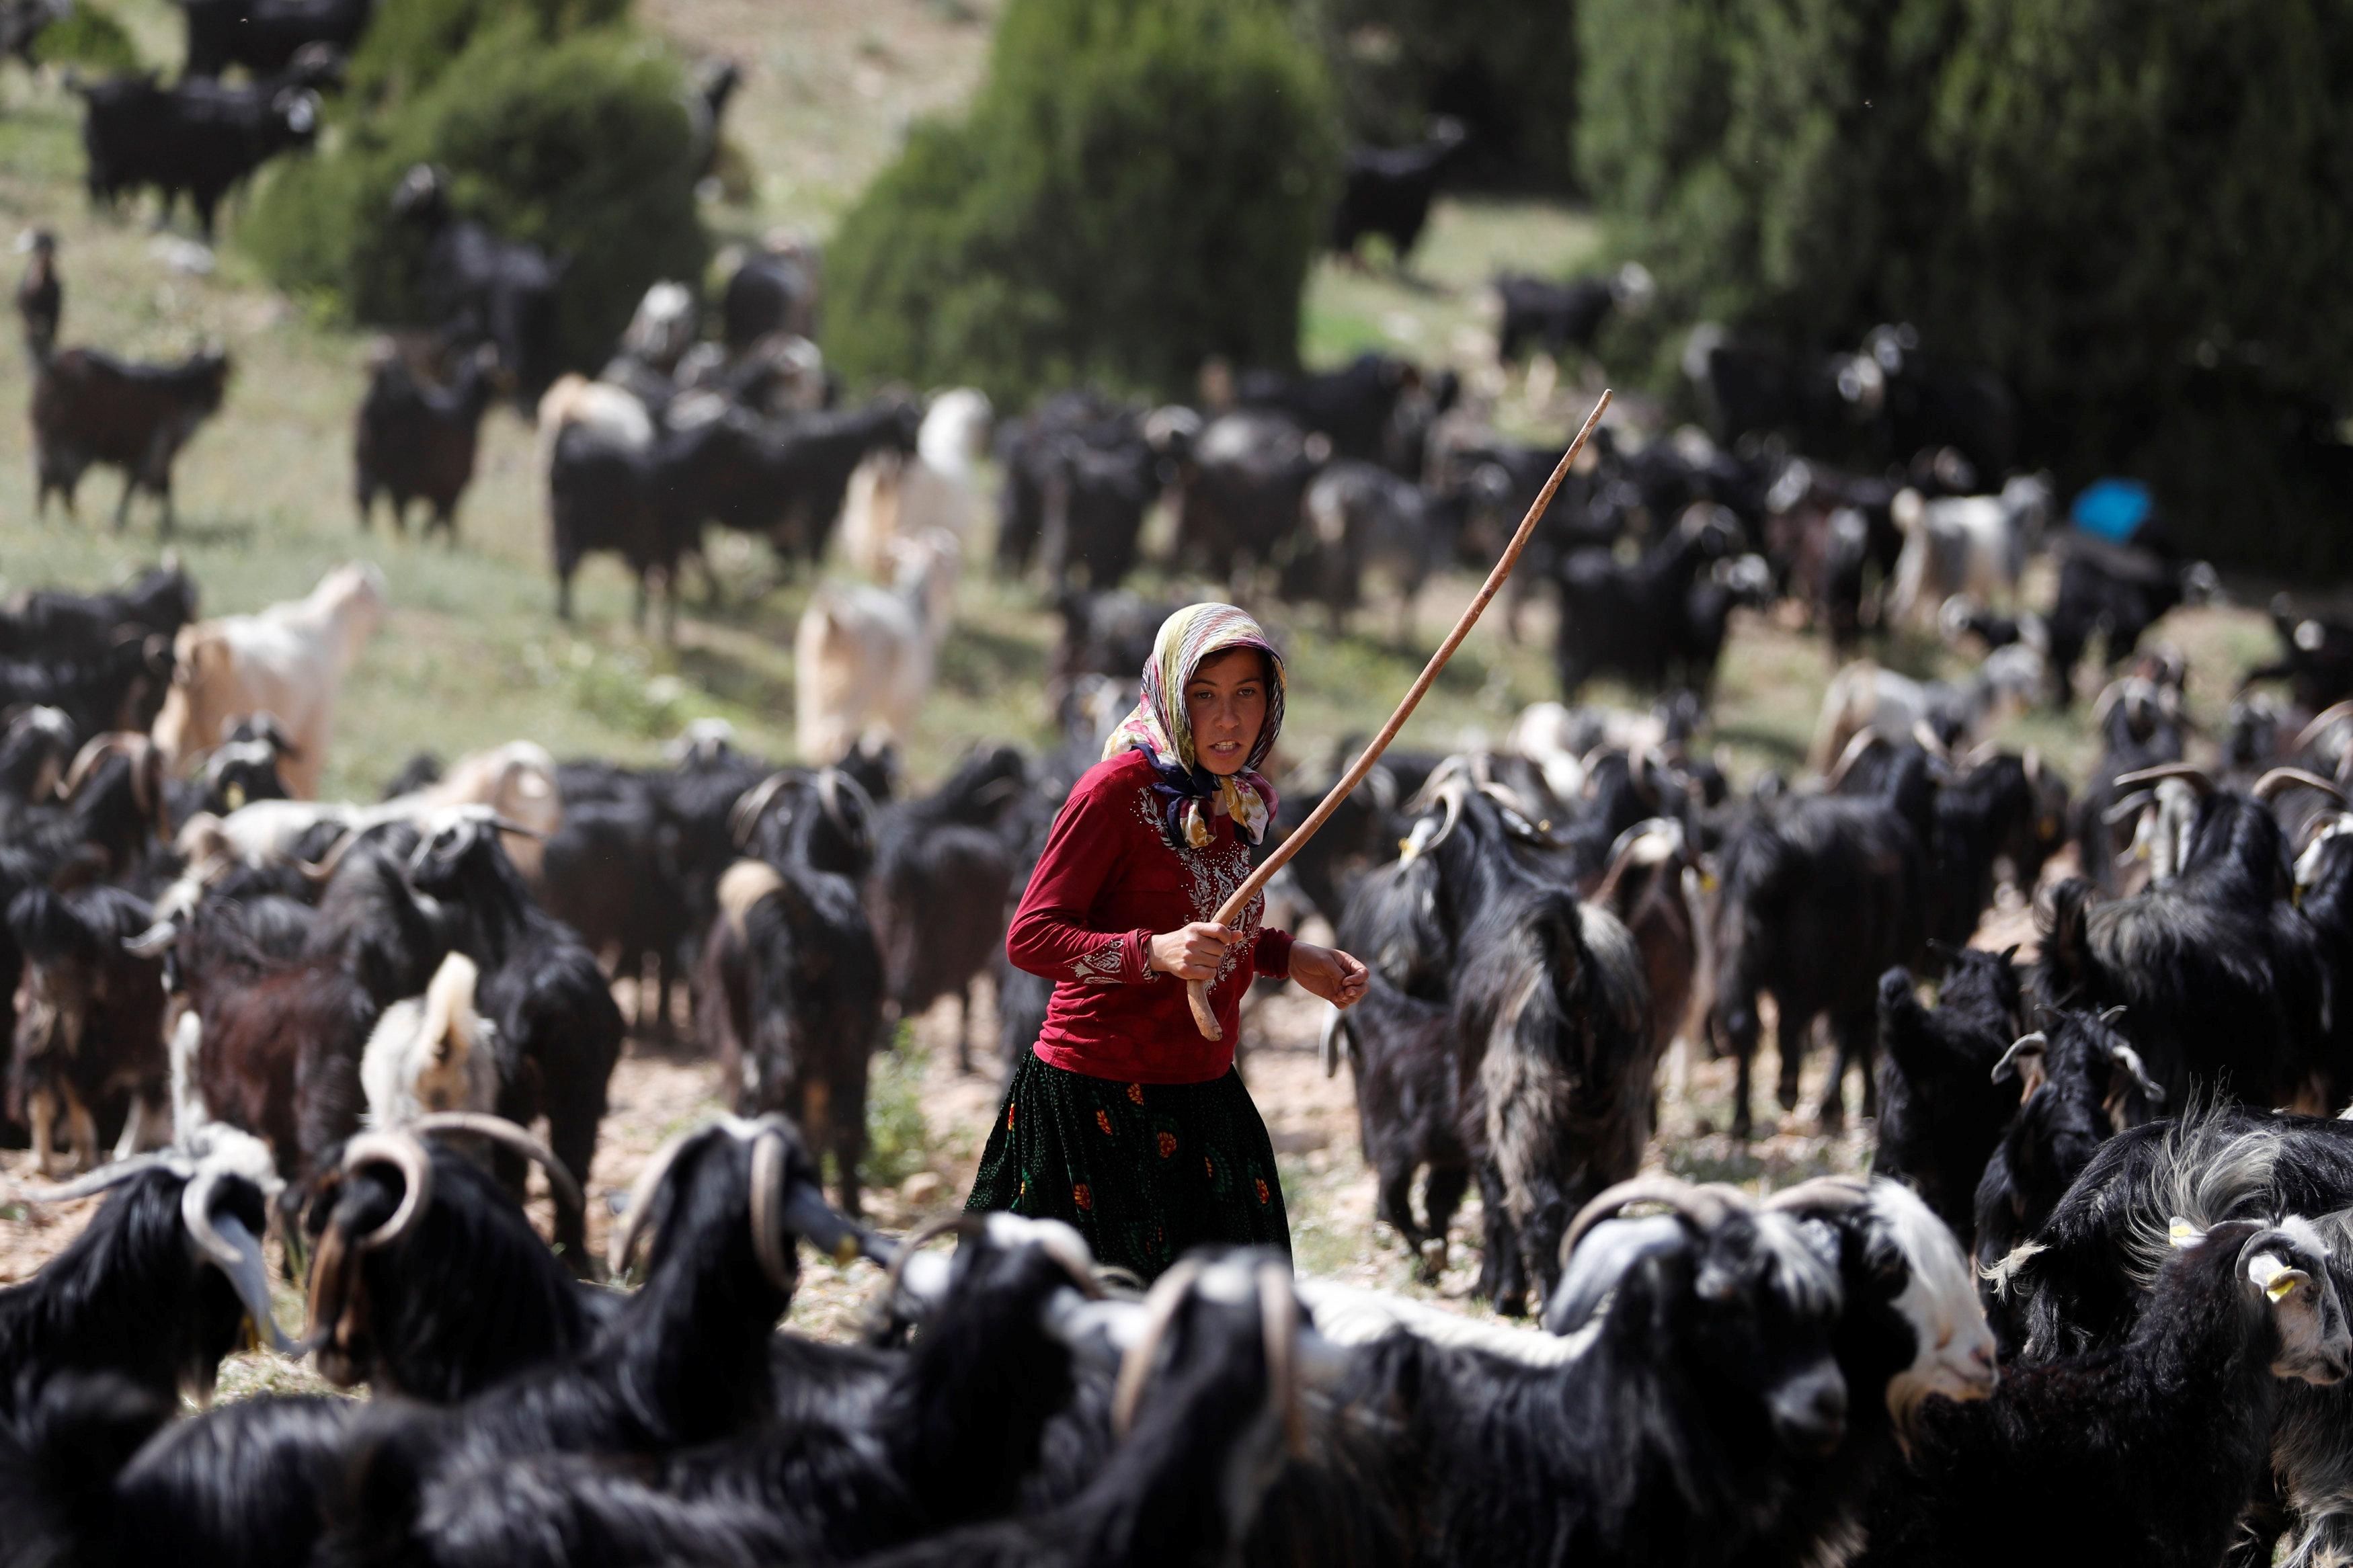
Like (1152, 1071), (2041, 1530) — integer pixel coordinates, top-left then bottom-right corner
(965, 602), (1369, 1278)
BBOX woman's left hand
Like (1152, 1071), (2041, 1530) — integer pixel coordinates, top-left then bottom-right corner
(1289, 942), (1369, 1010)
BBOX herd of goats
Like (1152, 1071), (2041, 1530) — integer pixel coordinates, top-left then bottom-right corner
(18, 2), (2353, 1565)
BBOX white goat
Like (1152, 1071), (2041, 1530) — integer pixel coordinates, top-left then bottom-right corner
(362, 952), (500, 1128)
(1809, 644), (2045, 774)
(1886, 474), (2055, 624)
(795, 529), (960, 766)
(151, 563), (387, 798)
(838, 389), (992, 581)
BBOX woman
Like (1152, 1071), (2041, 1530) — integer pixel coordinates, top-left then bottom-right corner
(967, 603), (1369, 1277)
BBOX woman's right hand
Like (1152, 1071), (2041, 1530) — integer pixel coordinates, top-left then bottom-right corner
(1148, 922), (1239, 982)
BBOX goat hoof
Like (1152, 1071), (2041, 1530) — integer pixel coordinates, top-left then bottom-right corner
(1416, 1238), (1447, 1283)
(1775, 1081), (1802, 1113)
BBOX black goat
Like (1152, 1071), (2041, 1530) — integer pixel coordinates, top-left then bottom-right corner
(354, 341), (502, 540)
(1328, 120), (1466, 267)
(1287, 460), (1471, 641)
(0, 1126), (288, 1416)
(405, 808), (625, 1271)
(1711, 749), (1935, 1135)
(73, 69), (319, 239)
(538, 780), (692, 1038)
(0, 636), (177, 744)
(7, 882), (169, 1175)
(868, 746), (1025, 1074)
(2045, 532), (2217, 707)
(33, 343), (231, 532)
(179, 0), (372, 79)
(696, 769), (883, 1213)
(1862, 1216), (2350, 1568)
(1554, 505), (1757, 699)
(1322, 975), (1468, 1280)
(1166, 409), (1326, 585)
(546, 418), (686, 635)
(1234, 352), (1419, 468)
(2034, 771), (2329, 1111)
(1464, 884), (1651, 1316)
(1037, 429), (1160, 592)
(2071, 673), (2188, 893)
(1970, 1005), (2165, 1311)
(993, 390), (1145, 576)
(393, 163), (567, 402)
(657, 397), (922, 574)
(0, 559), (196, 663)
(1872, 951), (2023, 1246)
(1493, 263), (1652, 365)
(2249, 596), (2353, 713)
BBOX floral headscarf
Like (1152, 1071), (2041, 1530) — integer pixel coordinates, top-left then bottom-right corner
(1104, 603), (1284, 852)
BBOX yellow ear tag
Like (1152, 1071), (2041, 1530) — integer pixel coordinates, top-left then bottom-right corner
(1702, 872), (1720, 893)
(2168, 1217), (2200, 1248)
(2269, 1274), (2300, 1303)
(833, 1235), (860, 1268)
(225, 782), (245, 811)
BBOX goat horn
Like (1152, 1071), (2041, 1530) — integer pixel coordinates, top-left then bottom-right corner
(881, 1211), (992, 1309)
(727, 770), (795, 850)
(1823, 728), (1884, 790)
(1259, 1257), (1306, 1458)
(748, 1128), (799, 1294)
(297, 827), (360, 884)
(1593, 817), (1680, 909)
(1111, 1255), (1206, 1441)
(1763, 1175), (1875, 1214)
(2254, 768), (2350, 807)
(2292, 700), (2353, 756)
(182, 1169), (294, 1351)
(340, 1130), (434, 1252)
(816, 768), (875, 848)
(13, 1150), (182, 1200)
(608, 1124), (701, 1278)
(2102, 790), (2155, 828)
(2113, 764), (2214, 795)
(487, 817), (549, 842)
(1420, 778), (1468, 858)
(1563, 1175), (1743, 1261)
(407, 1112), (582, 1216)
(58, 733), (133, 800)
(1910, 720), (1953, 761)
(1992, 1032), (2048, 1085)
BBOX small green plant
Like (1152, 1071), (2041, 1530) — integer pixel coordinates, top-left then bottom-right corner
(861, 1025), (934, 1192)
(31, 3), (139, 73)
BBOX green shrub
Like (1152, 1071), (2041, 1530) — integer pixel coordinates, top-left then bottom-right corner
(1577, 0), (2353, 572)
(345, 0), (631, 108)
(31, 3), (139, 72)
(828, 0), (1340, 408)
(245, 22), (707, 372)
(1304, 0), (1577, 187)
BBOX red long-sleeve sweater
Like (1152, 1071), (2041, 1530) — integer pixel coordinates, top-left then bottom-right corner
(1006, 750), (1292, 1083)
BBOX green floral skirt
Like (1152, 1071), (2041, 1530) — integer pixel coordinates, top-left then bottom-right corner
(965, 1055), (1291, 1280)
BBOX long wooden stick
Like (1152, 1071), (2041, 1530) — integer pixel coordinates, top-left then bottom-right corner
(1185, 388), (1613, 1040)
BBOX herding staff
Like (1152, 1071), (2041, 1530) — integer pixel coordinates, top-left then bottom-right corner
(1185, 387), (1615, 1040)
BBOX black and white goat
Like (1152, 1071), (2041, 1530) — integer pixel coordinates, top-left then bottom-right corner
(405, 805), (624, 1272)
(696, 768), (884, 1214)
(0, 1124), (289, 1414)
(1862, 1214), (2349, 1568)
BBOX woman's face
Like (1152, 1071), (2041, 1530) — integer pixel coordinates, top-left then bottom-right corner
(1185, 649), (1269, 777)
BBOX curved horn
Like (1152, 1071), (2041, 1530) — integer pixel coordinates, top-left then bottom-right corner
(123, 919), (179, 959)
(1410, 778), (1468, 861)
(748, 1128), (799, 1295)
(1992, 1032), (2048, 1086)
(816, 768), (876, 849)
(182, 1169), (293, 1351)
(1763, 1175), (1874, 1214)
(340, 1130), (434, 1251)
(1259, 1257), (1305, 1457)
(487, 817), (549, 842)
(1111, 1256), (1206, 1440)
(2112, 764), (2215, 796)
(1823, 727), (1885, 790)
(408, 1112), (583, 1216)
(14, 1150), (180, 1201)
(727, 770), (795, 850)
(2292, 700), (2353, 756)
(2101, 790), (2155, 828)
(1564, 1175), (1743, 1262)
(58, 733), (134, 800)
(2254, 768), (2350, 807)
(1593, 818), (1679, 909)
(296, 827), (360, 884)
(881, 1211), (992, 1308)
(1910, 719), (1953, 761)
(607, 1125), (703, 1278)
